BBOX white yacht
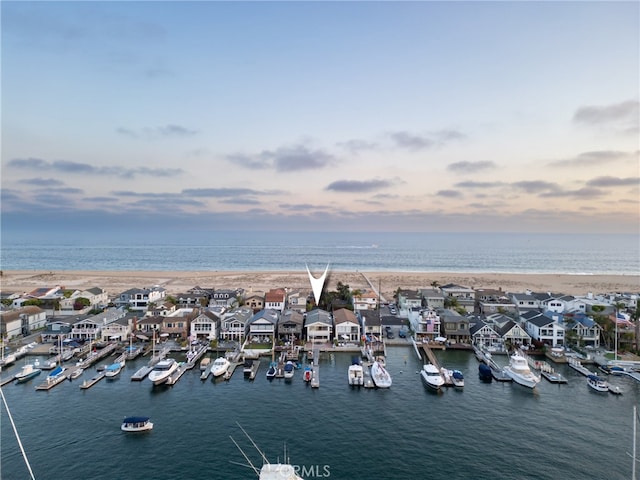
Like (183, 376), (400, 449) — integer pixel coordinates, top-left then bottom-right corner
(348, 359), (364, 386)
(503, 351), (541, 389)
(14, 363), (42, 383)
(148, 358), (178, 385)
(211, 357), (230, 378)
(421, 363), (444, 390)
(370, 360), (392, 388)
(587, 374), (609, 392)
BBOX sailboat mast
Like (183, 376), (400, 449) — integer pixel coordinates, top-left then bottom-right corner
(633, 405), (637, 480)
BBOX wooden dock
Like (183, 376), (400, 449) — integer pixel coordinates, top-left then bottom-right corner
(131, 366), (153, 381)
(224, 362), (242, 381)
(526, 352), (567, 383)
(0, 375), (15, 387)
(246, 360), (260, 380)
(310, 348), (320, 388)
(200, 362), (213, 381)
(567, 358), (593, 377)
(80, 372), (105, 389)
(78, 343), (118, 369)
(35, 372), (68, 390)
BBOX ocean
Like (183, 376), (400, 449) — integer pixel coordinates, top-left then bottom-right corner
(1, 231), (638, 274)
(0, 347), (637, 480)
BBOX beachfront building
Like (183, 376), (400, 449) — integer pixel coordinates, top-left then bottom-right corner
(57, 287), (108, 313)
(333, 308), (361, 344)
(220, 307), (253, 342)
(304, 309), (333, 344)
(211, 289), (241, 308)
(440, 284), (475, 313)
(0, 306), (47, 339)
(352, 290), (378, 311)
(474, 288), (517, 315)
(115, 286), (167, 312)
(523, 312), (565, 347)
(419, 288), (446, 310)
(244, 294), (265, 312)
(510, 292), (541, 313)
(440, 310), (471, 344)
(190, 310), (220, 342)
(265, 289), (287, 312)
(286, 290), (309, 313)
(277, 310), (304, 343)
(397, 289), (422, 311)
(246, 309), (279, 344)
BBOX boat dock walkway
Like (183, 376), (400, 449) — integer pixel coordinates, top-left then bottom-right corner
(200, 362), (213, 380)
(224, 362), (242, 381)
(80, 372), (105, 389)
(246, 360), (260, 380)
(567, 358), (594, 377)
(131, 366), (153, 381)
(619, 370), (640, 383)
(311, 348), (320, 388)
(0, 375), (16, 387)
(78, 343), (119, 369)
(165, 363), (189, 385)
(525, 352), (567, 384)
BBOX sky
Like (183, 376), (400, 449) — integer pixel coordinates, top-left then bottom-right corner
(1, 1), (639, 236)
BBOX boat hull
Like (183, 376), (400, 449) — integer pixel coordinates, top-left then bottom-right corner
(148, 360), (178, 385)
(15, 368), (42, 383)
(370, 362), (392, 388)
(504, 368), (539, 388)
(420, 370), (444, 390)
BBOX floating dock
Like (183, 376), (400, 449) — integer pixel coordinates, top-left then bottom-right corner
(310, 348), (320, 388)
(567, 358), (593, 377)
(245, 360), (260, 380)
(200, 362), (213, 381)
(131, 366), (153, 381)
(526, 352), (567, 383)
(224, 362), (242, 381)
(0, 375), (16, 387)
(80, 372), (105, 389)
(36, 372), (68, 390)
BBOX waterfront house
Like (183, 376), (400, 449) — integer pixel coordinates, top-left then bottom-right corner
(70, 308), (127, 341)
(116, 286), (166, 312)
(174, 292), (206, 308)
(524, 312), (565, 347)
(352, 290), (378, 311)
(333, 308), (361, 343)
(561, 312), (601, 348)
(490, 316), (532, 347)
(440, 310), (471, 344)
(304, 309), (333, 344)
(161, 309), (193, 339)
(0, 306), (47, 339)
(246, 309), (279, 344)
(419, 288), (446, 310)
(277, 310), (304, 342)
(136, 315), (163, 335)
(361, 312), (382, 341)
(411, 308), (441, 343)
(101, 315), (133, 342)
(220, 307), (253, 342)
(469, 318), (501, 348)
(190, 309), (220, 342)
(265, 289), (287, 312)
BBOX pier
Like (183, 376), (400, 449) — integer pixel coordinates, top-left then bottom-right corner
(78, 343), (119, 370)
(245, 360), (260, 380)
(200, 362), (213, 381)
(224, 362), (242, 381)
(80, 372), (105, 389)
(525, 352), (567, 384)
(567, 358), (593, 377)
(131, 366), (153, 381)
(0, 375), (16, 387)
(310, 348), (320, 388)
(35, 371), (68, 390)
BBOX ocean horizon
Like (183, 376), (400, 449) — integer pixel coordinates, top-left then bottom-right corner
(1, 231), (638, 275)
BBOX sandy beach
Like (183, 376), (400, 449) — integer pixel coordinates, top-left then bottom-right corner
(1, 270), (638, 298)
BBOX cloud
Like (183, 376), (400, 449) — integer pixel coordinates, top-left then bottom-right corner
(447, 161), (497, 173)
(325, 179), (394, 193)
(539, 187), (606, 198)
(181, 188), (283, 198)
(511, 181), (560, 194)
(227, 144), (335, 172)
(436, 189), (462, 198)
(548, 150), (634, 167)
(573, 99), (639, 134)
(586, 176), (639, 187)
(7, 157), (183, 178)
(219, 198), (262, 205)
(18, 177), (65, 186)
(336, 139), (379, 153)
(116, 124), (198, 139)
(388, 129), (465, 151)
(455, 181), (505, 188)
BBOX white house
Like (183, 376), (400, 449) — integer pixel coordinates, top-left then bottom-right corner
(190, 310), (220, 342)
(352, 290), (378, 311)
(101, 317), (132, 342)
(524, 312), (565, 347)
(70, 308), (126, 341)
(265, 289), (286, 312)
(304, 309), (333, 344)
(0, 306), (47, 339)
(333, 308), (360, 343)
(116, 286), (166, 311)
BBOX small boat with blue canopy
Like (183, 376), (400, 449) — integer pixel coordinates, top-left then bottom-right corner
(121, 416), (153, 432)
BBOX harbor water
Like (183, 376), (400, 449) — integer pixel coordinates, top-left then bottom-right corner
(1, 347), (637, 479)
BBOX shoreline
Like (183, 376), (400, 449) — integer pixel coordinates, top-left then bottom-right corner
(2, 269), (638, 297)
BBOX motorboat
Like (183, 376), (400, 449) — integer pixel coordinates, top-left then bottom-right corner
(370, 360), (392, 388)
(451, 369), (465, 387)
(148, 359), (178, 385)
(0, 353), (17, 367)
(420, 363), (444, 391)
(266, 362), (277, 380)
(478, 363), (493, 382)
(587, 374), (609, 392)
(211, 357), (230, 378)
(14, 363), (42, 383)
(200, 357), (211, 371)
(47, 366), (66, 383)
(104, 362), (123, 378)
(243, 359), (254, 376)
(440, 367), (452, 385)
(121, 416), (153, 432)
(599, 364), (625, 375)
(41, 359), (58, 370)
(303, 365), (312, 383)
(283, 361), (295, 380)
(348, 358), (364, 386)
(69, 368), (84, 380)
(503, 351), (541, 389)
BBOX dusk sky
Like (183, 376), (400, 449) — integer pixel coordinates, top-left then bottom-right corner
(2, 1), (639, 235)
